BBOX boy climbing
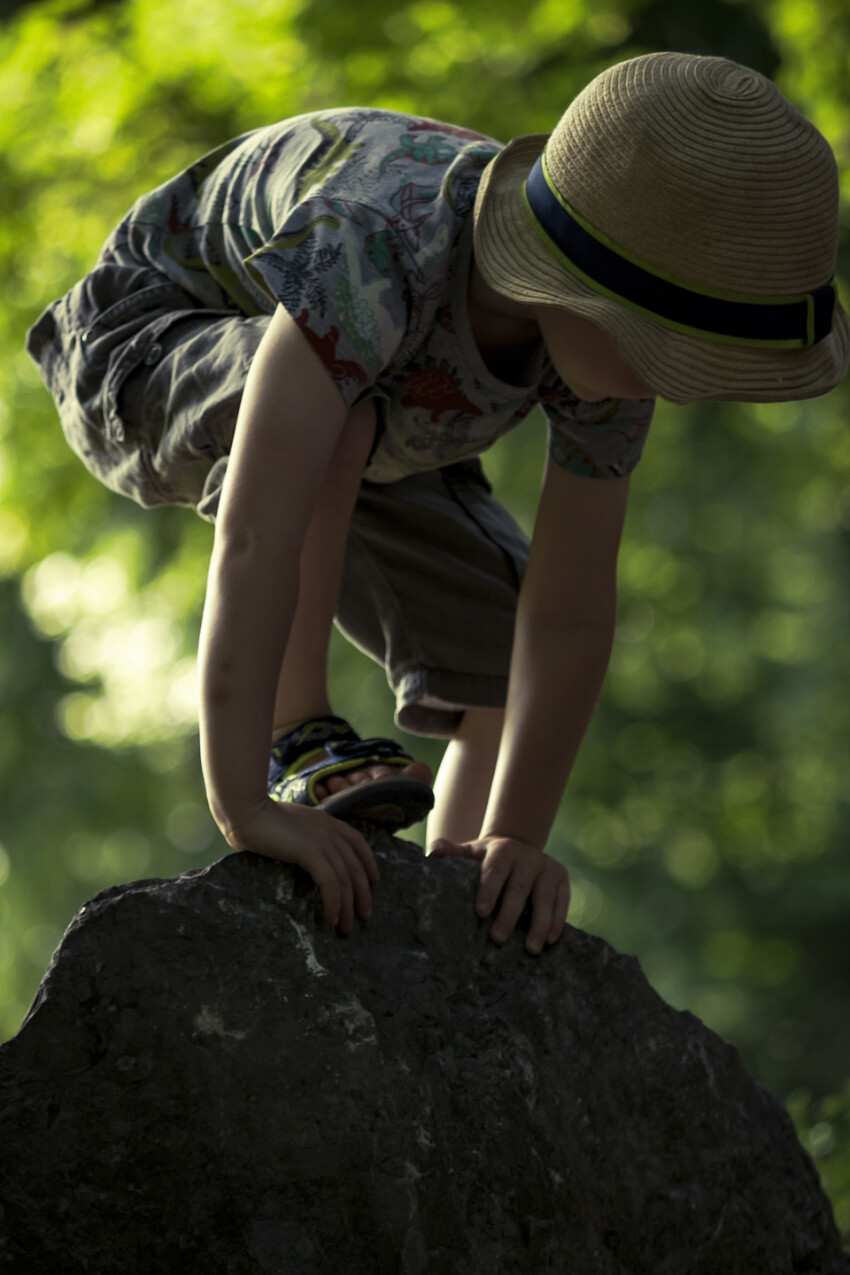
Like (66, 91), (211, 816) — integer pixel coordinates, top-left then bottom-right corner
(26, 53), (848, 954)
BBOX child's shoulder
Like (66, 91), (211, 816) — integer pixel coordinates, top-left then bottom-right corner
(286, 105), (497, 143)
(249, 107), (504, 235)
(263, 106), (503, 189)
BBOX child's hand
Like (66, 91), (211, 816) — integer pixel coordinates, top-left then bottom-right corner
(220, 798), (380, 936)
(427, 835), (570, 956)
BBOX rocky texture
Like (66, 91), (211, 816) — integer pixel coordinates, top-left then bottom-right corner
(0, 832), (846, 1275)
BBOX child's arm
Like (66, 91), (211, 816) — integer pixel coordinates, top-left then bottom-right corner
(198, 303), (379, 933)
(430, 458), (631, 952)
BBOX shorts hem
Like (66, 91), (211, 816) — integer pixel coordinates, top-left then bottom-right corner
(393, 669), (509, 739)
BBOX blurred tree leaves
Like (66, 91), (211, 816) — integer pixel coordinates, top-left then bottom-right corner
(1, 0), (849, 1243)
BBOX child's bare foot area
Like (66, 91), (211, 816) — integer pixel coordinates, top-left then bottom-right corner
(310, 756), (432, 801)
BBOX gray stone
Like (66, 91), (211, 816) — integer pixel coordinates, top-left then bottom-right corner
(0, 831), (846, 1274)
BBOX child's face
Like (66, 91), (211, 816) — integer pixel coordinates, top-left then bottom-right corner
(535, 307), (656, 402)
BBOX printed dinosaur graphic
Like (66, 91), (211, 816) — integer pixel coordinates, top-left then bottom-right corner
(400, 366), (483, 422)
(295, 311), (368, 383)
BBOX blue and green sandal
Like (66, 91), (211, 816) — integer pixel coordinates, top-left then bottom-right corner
(268, 716), (434, 832)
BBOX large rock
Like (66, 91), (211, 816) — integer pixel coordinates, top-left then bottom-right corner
(0, 832), (845, 1274)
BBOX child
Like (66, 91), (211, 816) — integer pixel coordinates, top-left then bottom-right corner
(26, 52), (848, 955)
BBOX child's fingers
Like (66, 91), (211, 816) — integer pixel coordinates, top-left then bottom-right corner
(475, 845), (515, 917)
(490, 864), (539, 944)
(332, 836), (375, 922)
(525, 868), (566, 954)
(322, 842), (356, 934)
(224, 801), (376, 933)
(468, 838), (571, 953)
(334, 817), (381, 886)
(305, 852), (344, 931)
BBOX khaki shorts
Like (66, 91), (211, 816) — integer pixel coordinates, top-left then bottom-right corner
(25, 261), (530, 737)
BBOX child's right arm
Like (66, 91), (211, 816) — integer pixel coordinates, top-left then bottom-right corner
(197, 304), (380, 933)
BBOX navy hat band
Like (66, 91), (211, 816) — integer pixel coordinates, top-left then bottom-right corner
(523, 153), (836, 350)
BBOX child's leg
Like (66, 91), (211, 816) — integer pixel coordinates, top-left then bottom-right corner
(335, 459), (529, 833)
(271, 399), (431, 797)
(427, 706), (505, 845)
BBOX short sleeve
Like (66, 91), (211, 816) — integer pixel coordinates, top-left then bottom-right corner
(242, 199), (410, 410)
(543, 393), (655, 479)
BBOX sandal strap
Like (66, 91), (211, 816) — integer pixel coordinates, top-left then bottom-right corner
(268, 717), (417, 807)
(272, 748), (414, 806)
(268, 716), (360, 786)
(321, 736), (413, 765)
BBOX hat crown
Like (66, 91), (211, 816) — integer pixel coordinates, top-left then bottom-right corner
(547, 52), (839, 295)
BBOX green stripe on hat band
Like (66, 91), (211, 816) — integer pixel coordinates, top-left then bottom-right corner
(522, 152), (836, 349)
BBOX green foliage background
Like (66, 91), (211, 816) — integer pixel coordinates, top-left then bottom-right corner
(1, 0), (849, 1240)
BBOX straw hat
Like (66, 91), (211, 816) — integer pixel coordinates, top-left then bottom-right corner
(473, 51), (849, 403)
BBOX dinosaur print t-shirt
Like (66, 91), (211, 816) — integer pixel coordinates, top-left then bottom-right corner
(97, 108), (655, 483)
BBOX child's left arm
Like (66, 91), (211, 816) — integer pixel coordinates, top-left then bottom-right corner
(429, 458), (632, 954)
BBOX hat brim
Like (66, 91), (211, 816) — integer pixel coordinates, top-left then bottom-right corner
(473, 136), (850, 404)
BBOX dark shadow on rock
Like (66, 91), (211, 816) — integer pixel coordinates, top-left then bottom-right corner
(0, 830), (846, 1274)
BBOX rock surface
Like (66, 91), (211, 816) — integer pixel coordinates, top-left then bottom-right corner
(0, 831), (846, 1275)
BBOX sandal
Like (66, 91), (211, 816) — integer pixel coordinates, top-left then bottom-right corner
(268, 715), (434, 831)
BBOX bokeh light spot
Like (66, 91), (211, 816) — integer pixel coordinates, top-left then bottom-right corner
(167, 801), (218, 854)
(566, 875), (605, 930)
(663, 828), (719, 887)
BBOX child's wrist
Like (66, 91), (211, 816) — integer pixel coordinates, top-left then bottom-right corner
(207, 786), (270, 848)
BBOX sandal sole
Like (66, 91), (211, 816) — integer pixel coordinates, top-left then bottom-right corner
(318, 779), (435, 831)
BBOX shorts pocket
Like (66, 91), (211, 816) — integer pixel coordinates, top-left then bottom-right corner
(26, 263), (220, 508)
(27, 264), (203, 443)
(76, 271), (207, 444)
